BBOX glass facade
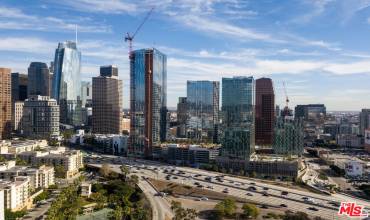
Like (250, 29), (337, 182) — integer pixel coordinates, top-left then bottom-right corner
(129, 48), (167, 158)
(221, 76), (255, 160)
(273, 117), (304, 156)
(186, 81), (219, 143)
(52, 41), (82, 126)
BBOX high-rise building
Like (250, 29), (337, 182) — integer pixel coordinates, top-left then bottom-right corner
(177, 97), (187, 138)
(27, 62), (51, 97)
(273, 117), (304, 156)
(81, 81), (92, 108)
(186, 81), (220, 143)
(0, 68), (12, 139)
(221, 76), (255, 160)
(13, 101), (24, 132)
(52, 41), (82, 126)
(360, 109), (370, 136)
(11, 73), (28, 102)
(255, 78), (275, 146)
(22, 95), (59, 139)
(294, 104), (326, 121)
(92, 65), (122, 134)
(129, 48), (167, 158)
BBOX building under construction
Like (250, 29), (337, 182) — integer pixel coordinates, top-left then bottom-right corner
(273, 117), (304, 156)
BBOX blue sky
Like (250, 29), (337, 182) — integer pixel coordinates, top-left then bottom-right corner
(1, 0), (370, 111)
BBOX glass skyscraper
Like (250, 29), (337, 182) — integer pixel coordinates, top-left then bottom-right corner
(52, 41), (82, 126)
(221, 76), (255, 160)
(129, 48), (167, 158)
(186, 80), (219, 143)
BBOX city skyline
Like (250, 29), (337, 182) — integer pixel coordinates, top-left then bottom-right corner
(1, 1), (370, 110)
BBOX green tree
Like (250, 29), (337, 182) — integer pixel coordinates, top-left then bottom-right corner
(100, 164), (111, 177)
(109, 205), (123, 220)
(15, 157), (28, 166)
(0, 156), (6, 162)
(90, 192), (107, 210)
(54, 165), (65, 178)
(242, 203), (259, 219)
(215, 198), (236, 217)
(283, 211), (310, 220)
(129, 175), (139, 186)
(171, 200), (197, 220)
(120, 165), (130, 177)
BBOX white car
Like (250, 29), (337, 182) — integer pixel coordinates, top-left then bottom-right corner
(201, 197), (209, 201)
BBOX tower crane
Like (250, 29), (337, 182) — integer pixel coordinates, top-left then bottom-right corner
(125, 7), (155, 59)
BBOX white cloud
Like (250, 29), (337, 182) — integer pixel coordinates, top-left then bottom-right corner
(0, 37), (55, 54)
(0, 6), (111, 33)
(57, 0), (137, 14)
(291, 0), (333, 24)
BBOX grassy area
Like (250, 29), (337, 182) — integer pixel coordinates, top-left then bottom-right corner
(149, 178), (249, 203)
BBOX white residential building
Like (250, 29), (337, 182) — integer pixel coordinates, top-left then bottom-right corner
(0, 176), (30, 211)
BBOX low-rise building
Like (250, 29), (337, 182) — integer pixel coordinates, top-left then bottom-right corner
(18, 148), (82, 179)
(336, 134), (362, 148)
(167, 144), (220, 167)
(345, 160), (363, 177)
(0, 176), (30, 211)
(0, 162), (54, 189)
(80, 182), (91, 198)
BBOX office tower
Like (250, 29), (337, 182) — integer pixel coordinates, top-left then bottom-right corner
(294, 104), (326, 121)
(221, 76), (255, 160)
(275, 105), (280, 118)
(13, 101), (24, 132)
(92, 65), (122, 134)
(0, 68), (11, 139)
(27, 62), (51, 97)
(11, 73), (28, 102)
(129, 48), (167, 158)
(186, 81), (220, 143)
(273, 117), (304, 156)
(177, 97), (187, 138)
(360, 109), (370, 136)
(364, 129), (370, 153)
(255, 78), (275, 146)
(52, 41), (82, 126)
(81, 81), (92, 107)
(22, 95), (59, 139)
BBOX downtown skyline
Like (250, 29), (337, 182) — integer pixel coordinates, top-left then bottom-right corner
(1, 0), (370, 111)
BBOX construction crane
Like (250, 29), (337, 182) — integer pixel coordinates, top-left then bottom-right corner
(281, 81), (292, 117)
(125, 7), (155, 58)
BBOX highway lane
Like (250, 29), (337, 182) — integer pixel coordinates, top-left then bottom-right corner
(86, 155), (370, 219)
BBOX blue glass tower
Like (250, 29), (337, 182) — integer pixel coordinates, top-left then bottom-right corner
(186, 80), (219, 143)
(221, 76), (255, 160)
(52, 41), (82, 126)
(129, 48), (167, 158)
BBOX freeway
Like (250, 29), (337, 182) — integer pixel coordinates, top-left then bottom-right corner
(85, 155), (370, 220)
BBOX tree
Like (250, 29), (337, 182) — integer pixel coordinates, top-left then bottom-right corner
(120, 165), (130, 177)
(242, 203), (259, 219)
(129, 175), (139, 186)
(283, 211), (310, 220)
(54, 165), (65, 178)
(215, 198), (236, 217)
(15, 157), (28, 166)
(109, 205), (123, 220)
(0, 156), (6, 162)
(171, 200), (197, 220)
(90, 192), (107, 210)
(100, 164), (111, 177)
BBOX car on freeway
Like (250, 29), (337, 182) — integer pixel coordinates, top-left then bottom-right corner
(246, 193), (253, 196)
(308, 207), (319, 211)
(173, 176), (178, 179)
(262, 192), (269, 197)
(248, 186), (257, 191)
(263, 187), (269, 190)
(280, 204), (287, 207)
(194, 182), (200, 185)
(250, 182), (256, 185)
(281, 191), (289, 196)
(260, 204), (268, 209)
(201, 197), (209, 201)
(207, 185), (214, 189)
(222, 188), (229, 193)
